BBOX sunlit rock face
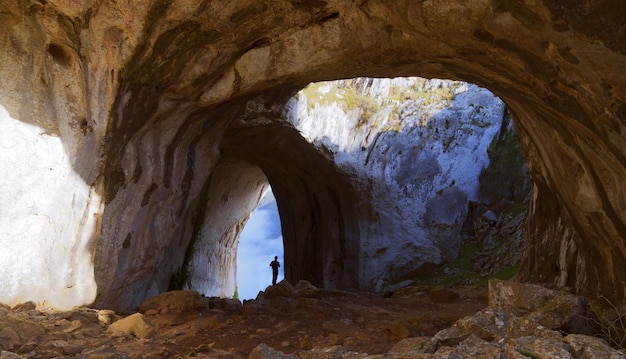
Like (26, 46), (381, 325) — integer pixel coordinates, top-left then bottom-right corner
(0, 106), (101, 308)
(288, 78), (507, 290)
(0, 0), (624, 311)
(185, 159), (269, 298)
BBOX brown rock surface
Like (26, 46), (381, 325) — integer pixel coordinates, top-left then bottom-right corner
(0, 282), (623, 358)
(107, 313), (156, 339)
(0, 0), (624, 313)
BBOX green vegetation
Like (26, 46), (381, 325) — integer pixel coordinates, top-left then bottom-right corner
(300, 78), (460, 132)
(233, 286), (239, 300)
(383, 204), (525, 289)
(521, 350), (539, 358)
(384, 238), (520, 289)
(479, 111), (527, 207)
(489, 264), (520, 283)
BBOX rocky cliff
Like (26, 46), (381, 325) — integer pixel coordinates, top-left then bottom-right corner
(284, 77), (513, 291)
(0, 0), (624, 311)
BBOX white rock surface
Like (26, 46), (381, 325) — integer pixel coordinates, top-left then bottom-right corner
(286, 78), (505, 289)
(0, 105), (101, 308)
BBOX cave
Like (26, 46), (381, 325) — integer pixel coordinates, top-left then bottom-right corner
(0, 1), (624, 312)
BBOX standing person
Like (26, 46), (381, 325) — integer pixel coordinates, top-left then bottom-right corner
(269, 256), (280, 285)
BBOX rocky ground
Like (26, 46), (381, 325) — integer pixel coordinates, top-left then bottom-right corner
(0, 280), (487, 358)
(2, 211), (623, 358)
(0, 279), (624, 358)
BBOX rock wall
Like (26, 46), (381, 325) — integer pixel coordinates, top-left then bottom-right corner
(287, 78), (508, 290)
(0, 0), (623, 311)
(0, 106), (101, 308)
(185, 159), (269, 298)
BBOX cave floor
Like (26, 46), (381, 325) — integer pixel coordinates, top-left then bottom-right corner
(125, 285), (488, 358)
(0, 285), (489, 358)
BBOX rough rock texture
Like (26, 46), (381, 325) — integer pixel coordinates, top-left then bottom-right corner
(289, 78), (510, 291)
(248, 280), (624, 359)
(0, 0), (624, 311)
(0, 282), (623, 358)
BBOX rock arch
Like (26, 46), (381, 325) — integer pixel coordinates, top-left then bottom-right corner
(0, 1), (623, 311)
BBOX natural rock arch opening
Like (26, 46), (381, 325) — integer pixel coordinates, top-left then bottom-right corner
(182, 158), (270, 299)
(185, 76), (528, 302)
(236, 188), (285, 300)
(0, 1), (623, 312)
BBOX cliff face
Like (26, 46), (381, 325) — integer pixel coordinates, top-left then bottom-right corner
(0, 0), (624, 311)
(287, 78), (509, 290)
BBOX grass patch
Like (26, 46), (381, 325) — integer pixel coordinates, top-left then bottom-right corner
(384, 231), (522, 289)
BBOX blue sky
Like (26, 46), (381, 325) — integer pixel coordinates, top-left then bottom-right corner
(236, 190), (284, 300)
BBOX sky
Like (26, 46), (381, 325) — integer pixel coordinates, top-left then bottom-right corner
(236, 189), (284, 300)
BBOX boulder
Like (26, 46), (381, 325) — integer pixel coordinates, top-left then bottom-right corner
(208, 297), (242, 313)
(264, 281), (296, 300)
(11, 302), (36, 313)
(388, 321), (412, 339)
(489, 279), (596, 335)
(138, 290), (208, 314)
(106, 313), (155, 339)
(428, 287), (460, 303)
(76, 345), (131, 359)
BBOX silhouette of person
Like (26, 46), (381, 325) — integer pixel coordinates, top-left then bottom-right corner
(269, 256), (280, 285)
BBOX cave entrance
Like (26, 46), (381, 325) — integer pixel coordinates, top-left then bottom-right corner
(216, 77), (530, 298)
(285, 77), (530, 292)
(236, 188), (284, 300)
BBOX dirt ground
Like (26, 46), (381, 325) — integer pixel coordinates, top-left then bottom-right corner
(123, 284), (489, 358)
(0, 284), (490, 358)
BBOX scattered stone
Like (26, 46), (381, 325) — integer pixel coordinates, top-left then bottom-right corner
(0, 280), (622, 358)
(248, 343), (292, 359)
(388, 336), (433, 355)
(77, 323), (104, 337)
(265, 280), (296, 299)
(0, 326), (21, 351)
(437, 334), (501, 359)
(138, 290), (208, 314)
(107, 313), (155, 339)
(481, 210), (498, 224)
(97, 310), (116, 325)
(383, 280), (414, 294)
(208, 297), (242, 313)
(563, 334), (625, 359)
(0, 351), (24, 359)
(242, 301), (262, 317)
(506, 336), (573, 359)
(489, 279), (596, 335)
(63, 320), (83, 333)
(11, 302), (36, 313)
(76, 345), (131, 359)
(293, 297), (319, 310)
(388, 321), (412, 339)
(428, 287), (460, 303)
(390, 286), (428, 298)
(294, 280), (318, 291)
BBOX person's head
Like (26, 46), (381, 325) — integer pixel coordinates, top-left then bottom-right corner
(274, 256), (278, 260)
